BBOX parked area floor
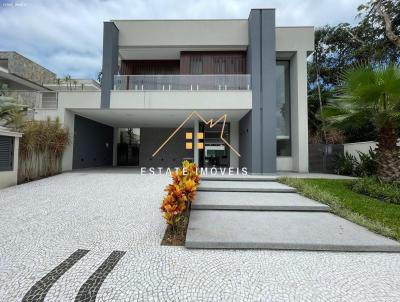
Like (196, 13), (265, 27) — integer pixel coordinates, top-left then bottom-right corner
(0, 168), (399, 301)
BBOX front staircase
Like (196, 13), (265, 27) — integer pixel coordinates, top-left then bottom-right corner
(185, 176), (400, 252)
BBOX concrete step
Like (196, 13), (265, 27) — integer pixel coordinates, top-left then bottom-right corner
(192, 191), (330, 211)
(198, 180), (296, 193)
(186, 210), (400, 252)
(201, 175), (278, 182)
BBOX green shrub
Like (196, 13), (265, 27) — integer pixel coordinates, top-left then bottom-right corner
(334, 152), (357, 176)
(354, 148), (377, 177)
(335, 148), (377, 177)
(351, 177), (400, 204)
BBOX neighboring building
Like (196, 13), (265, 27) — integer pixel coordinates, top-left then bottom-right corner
(33, 8), (314, 173)
(0, 51), (100, 188)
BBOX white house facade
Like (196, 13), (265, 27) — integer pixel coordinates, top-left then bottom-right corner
(33, 9), (314, 173)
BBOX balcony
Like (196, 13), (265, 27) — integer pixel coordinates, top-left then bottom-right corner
(114, 74), (251, 91)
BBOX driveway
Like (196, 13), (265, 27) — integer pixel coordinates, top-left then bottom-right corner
(0, 168), (399, 301)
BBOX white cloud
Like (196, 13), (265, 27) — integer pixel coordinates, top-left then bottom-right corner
(0, 0), (365, 79)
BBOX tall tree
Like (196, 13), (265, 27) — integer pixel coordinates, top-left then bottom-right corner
(359, 0), (400, 48)
(308, 0), (400, 142)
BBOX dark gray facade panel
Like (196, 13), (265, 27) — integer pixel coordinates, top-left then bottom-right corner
(101, 22), (119, 108)
(247, 10), (262, 173)
(239, 111), (252, 169)
(140, 127), (194, 168)
(261, 9), (277, 172)
(73, 115), (113, 169)
(246, 9), (277, 173)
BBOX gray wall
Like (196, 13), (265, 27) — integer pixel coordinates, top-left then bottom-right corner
(140, 127), (194, 168)
(239, 111), (252, 169)
(101, 22), (119, 108)
(245, 9), (277, 173)
(73, 115), (114, 169)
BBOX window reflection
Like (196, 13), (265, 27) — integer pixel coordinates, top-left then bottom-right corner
(276, 61), (291, 156)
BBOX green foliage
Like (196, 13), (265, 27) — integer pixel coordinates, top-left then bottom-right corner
(324, 64), (400, 130)
(354, 148), (378, 176)
(335, 152), (358, 176)
(279, 177), (400, 241)
(308, 0), (400, 141)
(351, 177), (400, 204)
(335, 148), (377, 177)
(127, 128), (133, 145)
(0, 82), (28, 129)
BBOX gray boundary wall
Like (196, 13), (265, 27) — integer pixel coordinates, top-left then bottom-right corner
(73, 115), (114, 169)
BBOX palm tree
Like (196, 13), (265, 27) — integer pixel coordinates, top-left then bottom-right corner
(324, 64), (400, 182)
(63, 75), (72, 90)
(127, 128), (133, 145)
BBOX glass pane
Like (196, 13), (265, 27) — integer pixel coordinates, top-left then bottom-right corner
(276, 62), (291, 156)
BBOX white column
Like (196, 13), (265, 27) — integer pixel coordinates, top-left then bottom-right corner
(62, 109), (75, 171)
(194, 120), (199, 165)
(230, 121), (239, 168)
(290, 51), (309, 172)
(113, 127), (119, 166)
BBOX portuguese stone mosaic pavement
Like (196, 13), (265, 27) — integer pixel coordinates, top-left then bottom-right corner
(0, 169), (400, 301)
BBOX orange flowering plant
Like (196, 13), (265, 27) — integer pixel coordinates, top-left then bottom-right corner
(160, 161), (200, 227)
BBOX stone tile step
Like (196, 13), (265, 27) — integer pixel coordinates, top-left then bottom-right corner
(198, 180), (296, 193)
(201, 175), (278, 182)
(185, 210), (400, 252)
(192, 191), (330, 211)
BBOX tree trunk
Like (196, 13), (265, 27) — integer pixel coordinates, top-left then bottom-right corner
(373, 0), (400, 48)
(376, 121), (400, 182)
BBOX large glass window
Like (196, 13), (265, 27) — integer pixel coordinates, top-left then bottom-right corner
(276, 61), (291, 156)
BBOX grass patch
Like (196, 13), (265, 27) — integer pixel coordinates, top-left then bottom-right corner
(279, 177), (400, 241)
(351, 177), (400, 205)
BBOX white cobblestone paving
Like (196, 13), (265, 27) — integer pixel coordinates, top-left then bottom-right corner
(0, 170), (400, 301)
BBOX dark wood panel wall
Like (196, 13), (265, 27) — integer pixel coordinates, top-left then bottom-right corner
(180, 51), (246, 74)
(120, 51), (247, 75)
(119, 60), (180, 75)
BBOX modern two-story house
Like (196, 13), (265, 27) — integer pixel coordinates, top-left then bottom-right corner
(34, 8), (314, 173)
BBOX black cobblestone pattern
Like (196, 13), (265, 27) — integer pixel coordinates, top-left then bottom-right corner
(75, 250), (126, 302)
(22, 249), (90, 302)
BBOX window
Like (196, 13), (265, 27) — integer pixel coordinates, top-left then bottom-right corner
(276, 61), (291, 156)
(0, 136), (14, 171)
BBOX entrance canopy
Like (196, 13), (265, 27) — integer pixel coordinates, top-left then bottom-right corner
(70, 109), (250, 128)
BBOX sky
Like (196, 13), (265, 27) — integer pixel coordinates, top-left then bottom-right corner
(0, 0), (366, 80)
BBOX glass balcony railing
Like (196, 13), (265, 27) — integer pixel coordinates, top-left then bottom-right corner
(113, 74), (251, 91)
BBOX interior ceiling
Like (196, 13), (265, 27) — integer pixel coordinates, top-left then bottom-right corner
(119, 46), (247, 60)
(71, 109), (250, 128)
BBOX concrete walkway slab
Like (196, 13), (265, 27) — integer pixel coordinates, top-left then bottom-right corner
(198, 180), (296, 192)
(186, 210), (400, 252)
(192, 191), (330, 211)
(201, 175), (278, 181)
